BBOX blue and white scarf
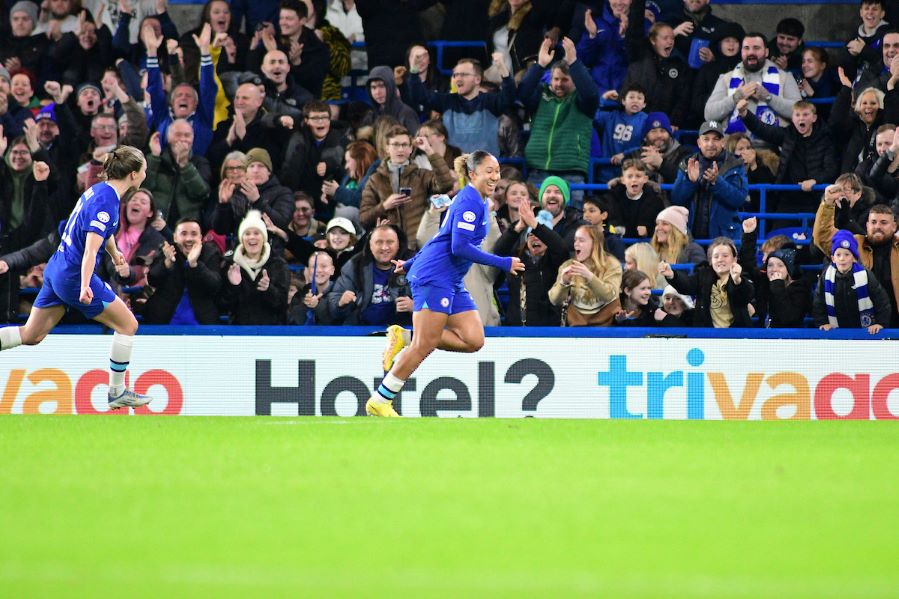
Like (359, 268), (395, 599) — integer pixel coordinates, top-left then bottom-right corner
(823, 262), (875, 328)
(726, 65), (781, 134)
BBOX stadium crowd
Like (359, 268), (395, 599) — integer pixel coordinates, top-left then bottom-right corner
(1, 0), (898, 332)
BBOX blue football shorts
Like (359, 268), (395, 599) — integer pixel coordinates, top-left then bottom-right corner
(411, 281), (478, 316)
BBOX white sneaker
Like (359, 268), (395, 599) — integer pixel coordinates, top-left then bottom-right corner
(108, 388), (153, 409)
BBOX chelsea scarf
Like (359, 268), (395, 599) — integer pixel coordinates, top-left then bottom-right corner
(726, 65), (781, 134)
(823, 262), (875, 328)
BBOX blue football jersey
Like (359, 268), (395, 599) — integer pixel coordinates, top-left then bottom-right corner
(408, 184), (511, 287)
(55, 182), (121, 271)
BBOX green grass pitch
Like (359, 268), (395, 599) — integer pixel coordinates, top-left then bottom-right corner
(1, 417), (897, 598)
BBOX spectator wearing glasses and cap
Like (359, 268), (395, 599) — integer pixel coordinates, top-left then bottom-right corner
(671, 119), (748, 240)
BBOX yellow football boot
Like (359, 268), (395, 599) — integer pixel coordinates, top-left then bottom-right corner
(366, 397), (400, 417)
(382, 325), (409, 372)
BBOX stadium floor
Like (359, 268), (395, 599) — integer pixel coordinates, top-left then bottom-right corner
(1, 416), (896, 598)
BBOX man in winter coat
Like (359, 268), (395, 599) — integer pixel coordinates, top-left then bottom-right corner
(671, 119), (748, 240)
(144, 119), (212, 224)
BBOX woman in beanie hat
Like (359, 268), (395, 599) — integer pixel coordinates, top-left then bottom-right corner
(813, 229), (890, 334)
(222, 210), (290, 325)
(651, 205), (706, 265)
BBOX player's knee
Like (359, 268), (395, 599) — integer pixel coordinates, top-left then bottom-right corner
(22, 331), (46, 346)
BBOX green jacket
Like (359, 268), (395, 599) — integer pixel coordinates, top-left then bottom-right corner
(144, 150), (212, 223)
(520, 61), (599, 175)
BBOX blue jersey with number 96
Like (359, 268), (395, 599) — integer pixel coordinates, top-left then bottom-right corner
(55, 182), (121, 272)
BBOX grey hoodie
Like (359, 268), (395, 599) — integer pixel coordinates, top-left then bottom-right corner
(362, 65), (422, 135)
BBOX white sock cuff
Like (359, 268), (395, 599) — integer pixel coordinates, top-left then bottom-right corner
(382, 372), (405, 393)
(0, 326), (22, 350)
(110, 332), (135, 363)
(112, 332), (135, 347)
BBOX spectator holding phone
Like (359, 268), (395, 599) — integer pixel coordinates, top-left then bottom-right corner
(359, 126), (454, 251)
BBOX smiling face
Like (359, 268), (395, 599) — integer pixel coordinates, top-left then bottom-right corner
(125, 191), (153, 226)
(627, 278), (653, 306)
(241, 227), (265, 257)
(801, 49), (824, 79)
(10, 73), (32, 105)
(776, 33), (800, 56)
(7, 143), (31, 172)
(882, 32), (899, 64)
(37, 118), (59, 144)
(550, 67), (574, 98)
(654, 219), (671, 243)
(369, 227), (400, 268)
(526, 232), (547, 256)
(861, 1), (886, 31)
(867, 210), (897, 245)
(650, 25), (674, 58)
(91, 116), (118, 147)
(293, 199), (312, 227)
(305, 111), (331, 141)
(207, 0), (231, 32)
(327, 227), (351, 251)
(709, 243), (736, 277)
(856, 91), (879, 125)
(308, 252), (335, 286)
(741, 36), (768, 72)
(173, 221), (201, 256)
(698, 131), (724, 159)
(279, 8), (305, 37)
(540, 184), (565, 217)
(233, 83), (263, 120)
(573, 227), (594, 262)
(506, 182), (529, 211)
(470, 155), (501, 198)
(646, 127), (671, 151)
(791, 107), (817, 137)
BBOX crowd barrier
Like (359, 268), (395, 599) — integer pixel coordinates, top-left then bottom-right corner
(1, 327), (895, 419)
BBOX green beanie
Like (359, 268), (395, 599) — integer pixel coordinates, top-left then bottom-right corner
(538, 176), (570, 206)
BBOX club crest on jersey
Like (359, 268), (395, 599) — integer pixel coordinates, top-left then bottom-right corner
(440, 297), (450, 308)
(462, 211), (477, 223)
(97, 211), (110, 223)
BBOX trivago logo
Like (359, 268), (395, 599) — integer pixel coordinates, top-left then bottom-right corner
(0, 368), (183, 415)
(597, 348), (899, 420)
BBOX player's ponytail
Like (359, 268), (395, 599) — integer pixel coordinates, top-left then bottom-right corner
(454, 154), (470, 187)
(100, 145), (145, 181)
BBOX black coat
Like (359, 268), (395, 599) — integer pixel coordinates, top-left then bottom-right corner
(606, 184), (666, 238)
(829, 85), (894, 174)
(668, 263), (755, 327)
(813, 266), (891, 328)
(493, 223), (568, 326)
(246, 27), (330, 98)
(212, 175), (294, 252)
(278, 124), (351, 218)
(862, 150), (899, 206)
(356, 0), (440, 68)
(743, 113), (839, 185)
(222, 250), (290, 325)
(144, 242), (223, 325)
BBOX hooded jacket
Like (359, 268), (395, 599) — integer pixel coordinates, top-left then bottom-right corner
(361, 65), (422, 135)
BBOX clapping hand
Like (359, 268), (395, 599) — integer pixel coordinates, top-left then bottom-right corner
(227, 263), (242, 285)
(686, 157), (701, 183)
(702, 161), (719, 184)
(162, 240), (177, 268)
(256, 269), (270, 291)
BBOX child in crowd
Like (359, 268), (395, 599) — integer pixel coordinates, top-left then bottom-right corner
(324, 217), (359, 275)
(614, 269), (658, 327)
(593, 84), (648, 183)
(655, 285), (695, 327)
(582, 195), (625, 261)
(813, 230), (890, 334)
(660, 237), (754, 328)
(606, 159), (665, 238)
(288, 250), (336, 325)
